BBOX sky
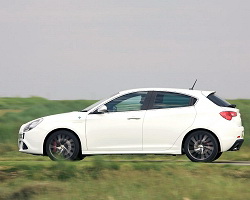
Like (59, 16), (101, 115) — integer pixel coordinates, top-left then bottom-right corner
(0, 0), (249, 100)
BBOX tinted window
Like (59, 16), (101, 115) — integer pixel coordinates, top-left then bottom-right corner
(105, 92), (147, 112)
(152, 92), (193, 109)
(207, 93), (232, 107)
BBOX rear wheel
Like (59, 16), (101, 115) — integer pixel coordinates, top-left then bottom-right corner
(213, 152), (223, 161)
(184, 131), (219, 162)
(46, 130), (81, 161)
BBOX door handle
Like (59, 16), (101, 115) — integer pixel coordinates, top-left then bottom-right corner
(127, 117), (141, 120)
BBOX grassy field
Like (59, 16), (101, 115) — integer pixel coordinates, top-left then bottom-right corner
(0, 157), (250, 200)
(0, 97), (249, 200)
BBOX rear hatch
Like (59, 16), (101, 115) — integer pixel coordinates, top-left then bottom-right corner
(206, 92), (242, 127)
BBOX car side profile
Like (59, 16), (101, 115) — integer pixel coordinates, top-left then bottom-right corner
(18, 88), (244, 162)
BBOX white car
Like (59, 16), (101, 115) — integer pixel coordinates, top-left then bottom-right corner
(18, 88), (244, 162)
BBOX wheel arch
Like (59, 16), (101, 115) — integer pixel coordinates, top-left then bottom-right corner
(43, 128), (82, 156)
(181, 128), (221, 154)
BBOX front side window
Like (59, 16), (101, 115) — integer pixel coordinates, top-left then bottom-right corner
(105, 92), (147, 112)
(152, 92), (193, 109)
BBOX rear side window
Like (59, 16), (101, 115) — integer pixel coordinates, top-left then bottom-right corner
(207, 93), (232, 107)
(152, 92), (195, 109)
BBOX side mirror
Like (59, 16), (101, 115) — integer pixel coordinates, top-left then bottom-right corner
(97, 105), (108, 113)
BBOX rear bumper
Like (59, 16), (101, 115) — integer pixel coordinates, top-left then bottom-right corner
(228, 139), (244, 151)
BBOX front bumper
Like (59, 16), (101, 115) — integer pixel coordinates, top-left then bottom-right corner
(18, 126), (46, 155)
(228, 139), (244, 151)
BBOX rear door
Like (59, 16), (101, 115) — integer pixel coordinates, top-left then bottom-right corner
(143, 91), (197, 151)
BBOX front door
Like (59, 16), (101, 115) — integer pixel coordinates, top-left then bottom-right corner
(86, 91), (148, 151)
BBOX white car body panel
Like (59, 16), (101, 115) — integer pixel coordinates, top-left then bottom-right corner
(143, 106), (196, 151)
(86, 110), (146, 151)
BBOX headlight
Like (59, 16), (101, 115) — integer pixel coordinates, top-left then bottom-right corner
(23, 118), (43, 132)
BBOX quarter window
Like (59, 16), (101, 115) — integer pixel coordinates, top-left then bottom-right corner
(105, 92), (147, 112)
(152, 92), (193, 109)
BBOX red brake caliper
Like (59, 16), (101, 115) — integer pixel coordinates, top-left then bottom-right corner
(53, 141), (57, 152)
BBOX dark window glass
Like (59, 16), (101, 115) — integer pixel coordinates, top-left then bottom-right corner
(105, 92), (147, 112)
(207, 93), (232, 107)
(152, 92), (193, 109)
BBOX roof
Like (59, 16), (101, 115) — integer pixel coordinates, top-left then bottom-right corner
(118, 88), (215, 97)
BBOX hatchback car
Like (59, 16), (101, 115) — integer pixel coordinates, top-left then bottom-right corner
(18, 88), (244, 162)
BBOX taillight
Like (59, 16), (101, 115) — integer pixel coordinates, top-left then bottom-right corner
(220, 111), (237, 120)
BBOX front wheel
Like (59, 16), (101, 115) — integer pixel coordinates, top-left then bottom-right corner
(184, 131), (219, 162)
(46, 130), (81, 161)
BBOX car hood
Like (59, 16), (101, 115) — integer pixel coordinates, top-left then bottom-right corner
(42, 111), (88, 122)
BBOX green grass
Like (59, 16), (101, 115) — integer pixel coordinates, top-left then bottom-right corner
(0, 97), (249, 200)
(0, 156), (249, 200)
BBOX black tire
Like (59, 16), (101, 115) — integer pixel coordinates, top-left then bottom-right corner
(77, 154), (86, 161)
(213, 152), (223, 161)
(184, 131), (219, 162)
(46, 130), (81, 161)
